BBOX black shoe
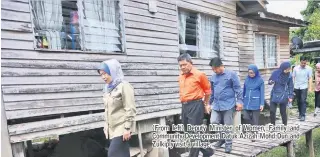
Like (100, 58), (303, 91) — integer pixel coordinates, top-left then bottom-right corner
(298, 115), (302, 119)
(225, 145), (232, 153)
(251, 140), (256, 142)
(300, 116), (305, 121)
(214, 141), (225, 148)
(202, 148), (215, 157)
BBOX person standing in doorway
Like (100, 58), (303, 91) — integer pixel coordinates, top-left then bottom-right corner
(314, 63), (320, 116)
(177, 53), (214, 157)
(242, 64), (264, 142)
(209, 57), (243, 153)
(293, 56), (313, 121)
(97, 59), (136, 157)
(268, 62), (294, 126)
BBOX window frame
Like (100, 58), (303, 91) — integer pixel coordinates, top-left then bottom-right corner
(177, 7), (223, 59)
(253, 32), (280, 69)
(28, 0), (127, 54)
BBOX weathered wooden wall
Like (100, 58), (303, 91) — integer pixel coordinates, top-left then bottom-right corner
(1, 0), (239, 143)
(237, 17), (290, 99)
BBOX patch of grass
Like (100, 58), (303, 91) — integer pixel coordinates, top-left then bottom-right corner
(258, 128), (320, 157)
(32, 135), (58, 143)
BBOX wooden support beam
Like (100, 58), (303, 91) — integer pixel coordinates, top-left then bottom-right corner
(137, 122), (145, 157)
(286, 141), (295, 157)
(12, 142), (26, 157)
(1, 89), (13, 157)
(26, 141), (34, 157)
(306, 130), (315, 157)
(158, 117), (169, 157)
(257, 0), (266, 9)
(238, 4), (264, 16)
(236, 1), (246, 12)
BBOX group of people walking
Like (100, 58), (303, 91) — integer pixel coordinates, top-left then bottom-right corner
(96, 54), (319, 157)
(178, 54), (319, 156)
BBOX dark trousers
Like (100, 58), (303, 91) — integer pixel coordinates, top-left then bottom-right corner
(243, 110), (260, 126)
(210, 107), (235, 146)
(295, 89), (308, 117)
(315, 91), (320, 108)
(270, 101), (287, 125)
(108, 136), (130, 157)
(181, 100), (212, 157)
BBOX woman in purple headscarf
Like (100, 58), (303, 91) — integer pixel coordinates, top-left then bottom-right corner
(97, 59), (136, 157)
(314, 63), (320, 116)
(268, 61), (294, 126)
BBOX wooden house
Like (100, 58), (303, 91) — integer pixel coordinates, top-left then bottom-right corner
(1, 0), (306, 156)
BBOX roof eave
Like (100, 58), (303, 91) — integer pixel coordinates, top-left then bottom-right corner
(258, 12), (308, 27)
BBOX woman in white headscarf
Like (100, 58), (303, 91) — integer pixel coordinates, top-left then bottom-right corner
(97, 59), (136, 157)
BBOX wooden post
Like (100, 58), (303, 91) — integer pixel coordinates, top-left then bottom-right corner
(12, 142), (26, 157)
(27, 141), (34, 157)
(158, 117), (169, 157)
(306, 130), (315, 157)
(1, 90), (13, 157)
(305, 130), (311, 149)
(286, 141), (295, 157)
(137, 122), (144, 157)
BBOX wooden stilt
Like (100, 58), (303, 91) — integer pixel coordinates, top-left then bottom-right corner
(26, 141), (34, 157)
(286, 141), (295, 157)
(1, 89), (13, 157)
(137, 122), (144, 157)
(158, 117), (169, 157)
(306, 131), (315, 157)
(12, 142), (26, 157)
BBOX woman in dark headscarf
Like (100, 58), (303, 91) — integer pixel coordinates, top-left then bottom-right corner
(97, 59), (136, 157)
(243, 64), (264, 141)
(268, 62), (294, 125)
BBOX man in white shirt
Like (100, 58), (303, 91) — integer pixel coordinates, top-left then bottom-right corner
(293, 56), (313, 121)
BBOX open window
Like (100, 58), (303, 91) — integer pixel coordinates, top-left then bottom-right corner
(178, 9), (221, 58)
(29, 0), (124, 53)
(254, 34), (278, 68)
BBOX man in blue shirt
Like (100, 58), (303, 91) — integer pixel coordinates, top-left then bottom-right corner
(293, 56), (313, 121)
(209, 57), (243, 153)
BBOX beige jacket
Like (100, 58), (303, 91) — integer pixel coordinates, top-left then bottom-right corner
(103, 81), (137, 139)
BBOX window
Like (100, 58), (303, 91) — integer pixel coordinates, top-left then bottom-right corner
(30, 0), (124, 53)
(254, 34), (278, 68)
(178, 9), (220, 58)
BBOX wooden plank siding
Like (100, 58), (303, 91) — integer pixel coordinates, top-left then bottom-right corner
(237, 17), (290, 100)
(1, 0), (239, 143)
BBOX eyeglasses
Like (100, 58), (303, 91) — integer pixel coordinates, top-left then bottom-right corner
(248, 72), (255, 74)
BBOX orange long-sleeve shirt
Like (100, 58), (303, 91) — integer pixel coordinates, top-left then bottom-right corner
(178, 67), (211, 103)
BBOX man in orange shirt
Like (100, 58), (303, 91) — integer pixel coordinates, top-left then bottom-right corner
(178, 53), (214, 157)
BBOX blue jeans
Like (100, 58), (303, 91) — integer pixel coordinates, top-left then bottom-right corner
(295, 89), (307, 117)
